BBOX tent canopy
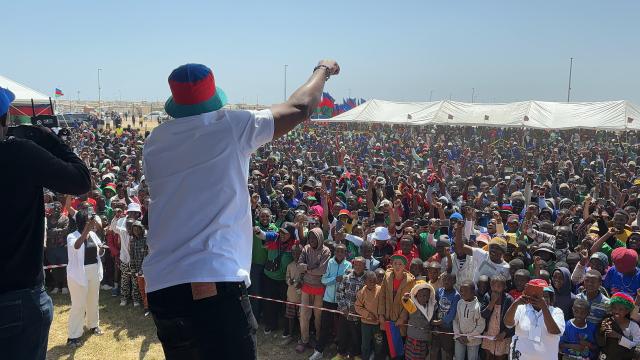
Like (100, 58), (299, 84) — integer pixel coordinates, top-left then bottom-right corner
(0, 74), (49, 104)
(325, 99), (640, 130)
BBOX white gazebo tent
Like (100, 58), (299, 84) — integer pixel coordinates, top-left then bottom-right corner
(326, 99), (640, 130)
(0, 75), (52, 123)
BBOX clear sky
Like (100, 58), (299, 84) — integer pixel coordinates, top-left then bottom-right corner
(3, 1), (639, 105)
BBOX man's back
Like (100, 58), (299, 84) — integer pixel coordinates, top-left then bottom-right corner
(0, 137), (91, 292)
(142, 109), (273, 292)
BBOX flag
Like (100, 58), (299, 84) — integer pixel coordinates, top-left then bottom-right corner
(346, 97), (357, 109)
(359, 98), (367, 105)
(384, 321), (404, 358)
(55, 88), (64, 97)
(317, 92), (335, 118)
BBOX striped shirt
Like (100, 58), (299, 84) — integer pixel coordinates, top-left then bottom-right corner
(576, 291), (609, 325)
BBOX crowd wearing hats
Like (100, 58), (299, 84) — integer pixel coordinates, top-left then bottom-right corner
(33, 108), (640, 359)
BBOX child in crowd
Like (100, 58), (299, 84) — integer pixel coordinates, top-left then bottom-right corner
(431, 273), (459, 360)
(476, 275), (490, 299)
(597, 293), (640, 359)
(375, 268), (385, 285)
(577, 269), (610, 326)
(129, 221), (148, 311)
(508, 269), (530, 301)
(409, 258), (425, 281)
(453, 280), (485, 360)
(355, 271), (382, 360)
(401, 281), (436, 360)
(426, 261), (443, 290)
(559, 299), (598, 360)
(309, 244), (352, 360)
(335, 257), (366, 360)
(360, 241), (380, 271)
(283, 243), (304, 345)
(481, 275), (513, 360)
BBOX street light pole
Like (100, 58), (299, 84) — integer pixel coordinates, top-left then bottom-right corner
(284, 64), (288, 101)
(567, 57), (573, 103)
(97, 68), (102, 118)
(471, 88), (475, 103)
(429, 90), (434, 102)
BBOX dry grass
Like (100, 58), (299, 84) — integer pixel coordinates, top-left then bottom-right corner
(46, 291), (338, 360)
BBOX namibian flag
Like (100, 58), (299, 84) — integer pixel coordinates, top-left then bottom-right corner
(384, 321), (404, 358)
(55, 88), (64, 97)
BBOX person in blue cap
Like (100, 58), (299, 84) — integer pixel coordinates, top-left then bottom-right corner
(0, 86), (91, 359)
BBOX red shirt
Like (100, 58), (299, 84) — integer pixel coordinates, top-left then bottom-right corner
(393, 278), (401, 291)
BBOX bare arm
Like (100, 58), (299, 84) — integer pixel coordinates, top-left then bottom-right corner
(271, 60), (339, 139)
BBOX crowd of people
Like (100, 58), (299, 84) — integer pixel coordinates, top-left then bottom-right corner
(43, 118), (640, 360)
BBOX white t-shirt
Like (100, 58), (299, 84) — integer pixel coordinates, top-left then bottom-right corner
(112, 217), (130, 264)
(142, 109), (274, 292)
(471, 247), (510, 283)
(509, 304), (565, 360)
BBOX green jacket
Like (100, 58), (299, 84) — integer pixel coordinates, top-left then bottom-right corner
(252, 223), (278, 265)
(419, 230), (441, 261)
(264, 249), (293, 281)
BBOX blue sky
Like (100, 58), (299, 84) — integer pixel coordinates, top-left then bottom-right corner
(3, 1), (639, 105)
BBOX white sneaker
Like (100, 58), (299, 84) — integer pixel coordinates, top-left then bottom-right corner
(120, 300), (127, 306)
(309, 350), (323, 360)
(133, 301), (141, 307)
(50, 288), (60, 294)
(61, 288), (69, 294)
(101, 284), (113, 290)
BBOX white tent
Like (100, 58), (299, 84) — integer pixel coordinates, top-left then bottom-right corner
(0, 74), (49, 104)
(325, 99), (640, 130)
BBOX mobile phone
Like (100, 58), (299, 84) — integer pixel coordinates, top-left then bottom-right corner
(505, 176), (511, 181)
(440, 219), (450, 227)
(358, 210), (370, 219)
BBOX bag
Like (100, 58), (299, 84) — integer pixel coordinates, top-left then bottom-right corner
(264, 250), (283, 273)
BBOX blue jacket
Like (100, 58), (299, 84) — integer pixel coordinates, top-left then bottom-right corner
(436, 287), (460, 330)
(321, 258), (352, 303)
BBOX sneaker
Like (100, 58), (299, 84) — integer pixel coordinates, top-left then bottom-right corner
(281, 333), (291, 339)
(263, 328), (272, 335)
(133, 301), (141, 307)
(330, 355), (346, 360)
(101, 284), (113, 291)
(66, 338), (81, 348)
(295, 342), (308, 354)
(309, 350), (323, 360)
(50, 288), (60, 294)
(90, 327), (103, 336)
(111, 287), (120, 297)
(61, 287), (69, 294)
(120, 300), (127, 306)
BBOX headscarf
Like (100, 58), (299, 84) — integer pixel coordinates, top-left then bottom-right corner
(410, 280), (436, 321)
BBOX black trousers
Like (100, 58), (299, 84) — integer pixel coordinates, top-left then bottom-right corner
(315, 301), (338, 352)
(148, 282), (258, 360)
(337, 315), (361, 356)
(262, 276), (287, 331)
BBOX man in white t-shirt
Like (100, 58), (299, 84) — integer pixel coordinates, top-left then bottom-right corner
(452, 222), (511, 283)
(143, 61), (339, 360)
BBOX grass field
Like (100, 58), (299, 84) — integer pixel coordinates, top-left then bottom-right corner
(46, 290), (338, 360)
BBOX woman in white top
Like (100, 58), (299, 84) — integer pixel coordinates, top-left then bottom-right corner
(66, 209), (104, 347)
(503, 279), (565, 360)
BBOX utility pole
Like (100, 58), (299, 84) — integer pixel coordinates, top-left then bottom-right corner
(567, 57), (573, 102)
(471, 88), (475, 103)
(429, 90), (434, 102)
(284, 64), (287, 101)
(97, 68), (102, 118)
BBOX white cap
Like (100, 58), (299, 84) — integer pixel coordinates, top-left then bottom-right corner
(127, 202), (142, 213)
(373, 227), (390, 241)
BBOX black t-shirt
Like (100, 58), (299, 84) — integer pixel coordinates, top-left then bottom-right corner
(0, 134), (91, 293)
(84, 238), (98, 265)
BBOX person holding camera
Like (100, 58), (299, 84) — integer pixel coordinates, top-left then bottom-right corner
(0, 87), (91, 359)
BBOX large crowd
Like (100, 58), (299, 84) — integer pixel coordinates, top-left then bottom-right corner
(44, 120), (640, 360)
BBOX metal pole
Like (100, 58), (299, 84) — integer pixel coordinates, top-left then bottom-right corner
(97, 68), (102, 118)
(429, 90), (433, 102)
(471, 88), (475, 103)
(567, 57), (573, 102)
(284, 65), (287, 101)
